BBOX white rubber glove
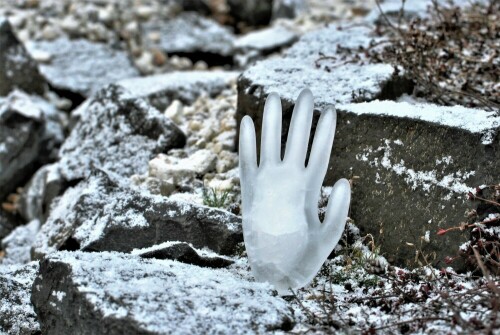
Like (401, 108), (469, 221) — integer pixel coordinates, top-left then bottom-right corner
(239, 88), (351, 295)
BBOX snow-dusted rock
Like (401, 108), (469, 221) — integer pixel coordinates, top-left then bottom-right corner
(117, 71), (238, 112)
(0, 91), (63, 200)
(1, 220), (40, 265)
(0, 209), (20, 242)
(32, 170), (242, 259)
(18, 163), (64, 223)
(272, 0), (308, 21)
(331, 99), (498, 268)
(58, 84), (186, 181)
(26, 37), (139, 97)
(32, 251), (294, 334)
(365, 0), (481, 22)
(0, 17), (46, 96)
(235, 26), (297, 53)
(234, 26), (298, 66)
(132, 241), (234, 268)
(236, 24), (412, 126)
(0, 262), (40, 334)
(143, 13), (235, 65)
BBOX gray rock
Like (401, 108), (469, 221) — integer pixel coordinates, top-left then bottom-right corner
(234, 26), (298, 66)
(272, 0), (308, 21)
(32, 251), (294, 334)
(18, 163), (64, 223)
(0, 17), (46, 96)
(117, 71), (238, 112)
(58, 84), (186, 181)
(237, 25), (412, 127)
(1, 220), (40, 265)
(227, 0), (273, 27)
(143, 13), (235, 64)
(0, 262), (40, 335)
(0, 209), (21, 242)
(133, 241), (234, 268)
(365, 0), (478, 23)
(32, 170), (243, 259)
(0, 92), (47, 200)
(26, 38), (139, 97)
(329, 99), (499, 268)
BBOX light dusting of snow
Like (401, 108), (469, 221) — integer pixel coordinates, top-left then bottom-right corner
(26, 38), (139, 96)
(0, 262), (40, 334)
(356, 139), (475, 199)
(340, 100), (500, 145)
(52, 290), (66, 302)
(1, 220), (40, 265)
(234, 26), (297, 51)
(41, 251), (292, 334)
(242, 25), (395, 106)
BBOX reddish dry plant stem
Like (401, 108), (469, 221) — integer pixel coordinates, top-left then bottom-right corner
(468, 192), (500, 208)
(437, 217), (500, 236)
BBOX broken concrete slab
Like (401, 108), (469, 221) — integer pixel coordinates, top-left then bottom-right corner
(0, 91), (63, 200)
(32, 170), (242, 259)
(32, 251), (294, 334)
(236, 24), (413, 136)
(117, 71), (238, 112)
(58, 84), (186, 181)
(332, 100), (499, 268)
(0, 209), (21, 243)
(143, 13), (235, 65)
(0, 17), (46, 96)
(1, 220), (40, 266)
(18, 163), (65, 223)
(26, 37), (139, 97)
(234, 26), (298, 66)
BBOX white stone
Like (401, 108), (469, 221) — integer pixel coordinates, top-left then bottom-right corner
(164, 99), (183, 124)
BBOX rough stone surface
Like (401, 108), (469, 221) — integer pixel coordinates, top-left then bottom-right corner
(235, 26), (297, 53)
(26, 38), (139, 97)
(32, 170), (243, 259)
(236, 25), (413, 135)
(143, 13), (235, 64)
(0, 17), (46, 96)
(0, 93), (46, 200)
(272, 0), (308, 21)
(117, 71), (238, 112)
(32, 251), (294, 335)
(234, 26), (298, 66)
(58, 84), (186, 181)
(227, 0), (273, 27)
(18, 163), (65, 223)
(132, 241), (234, 268)
(0, 209), (21, 242)
(0, 262), (40, 335)
(332, 102), (499, 268)
(1, 220), (40, 265)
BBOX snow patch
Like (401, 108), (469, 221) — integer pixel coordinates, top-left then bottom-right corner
(340, 100), (500, 145)
(356, 139), (475, 199)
